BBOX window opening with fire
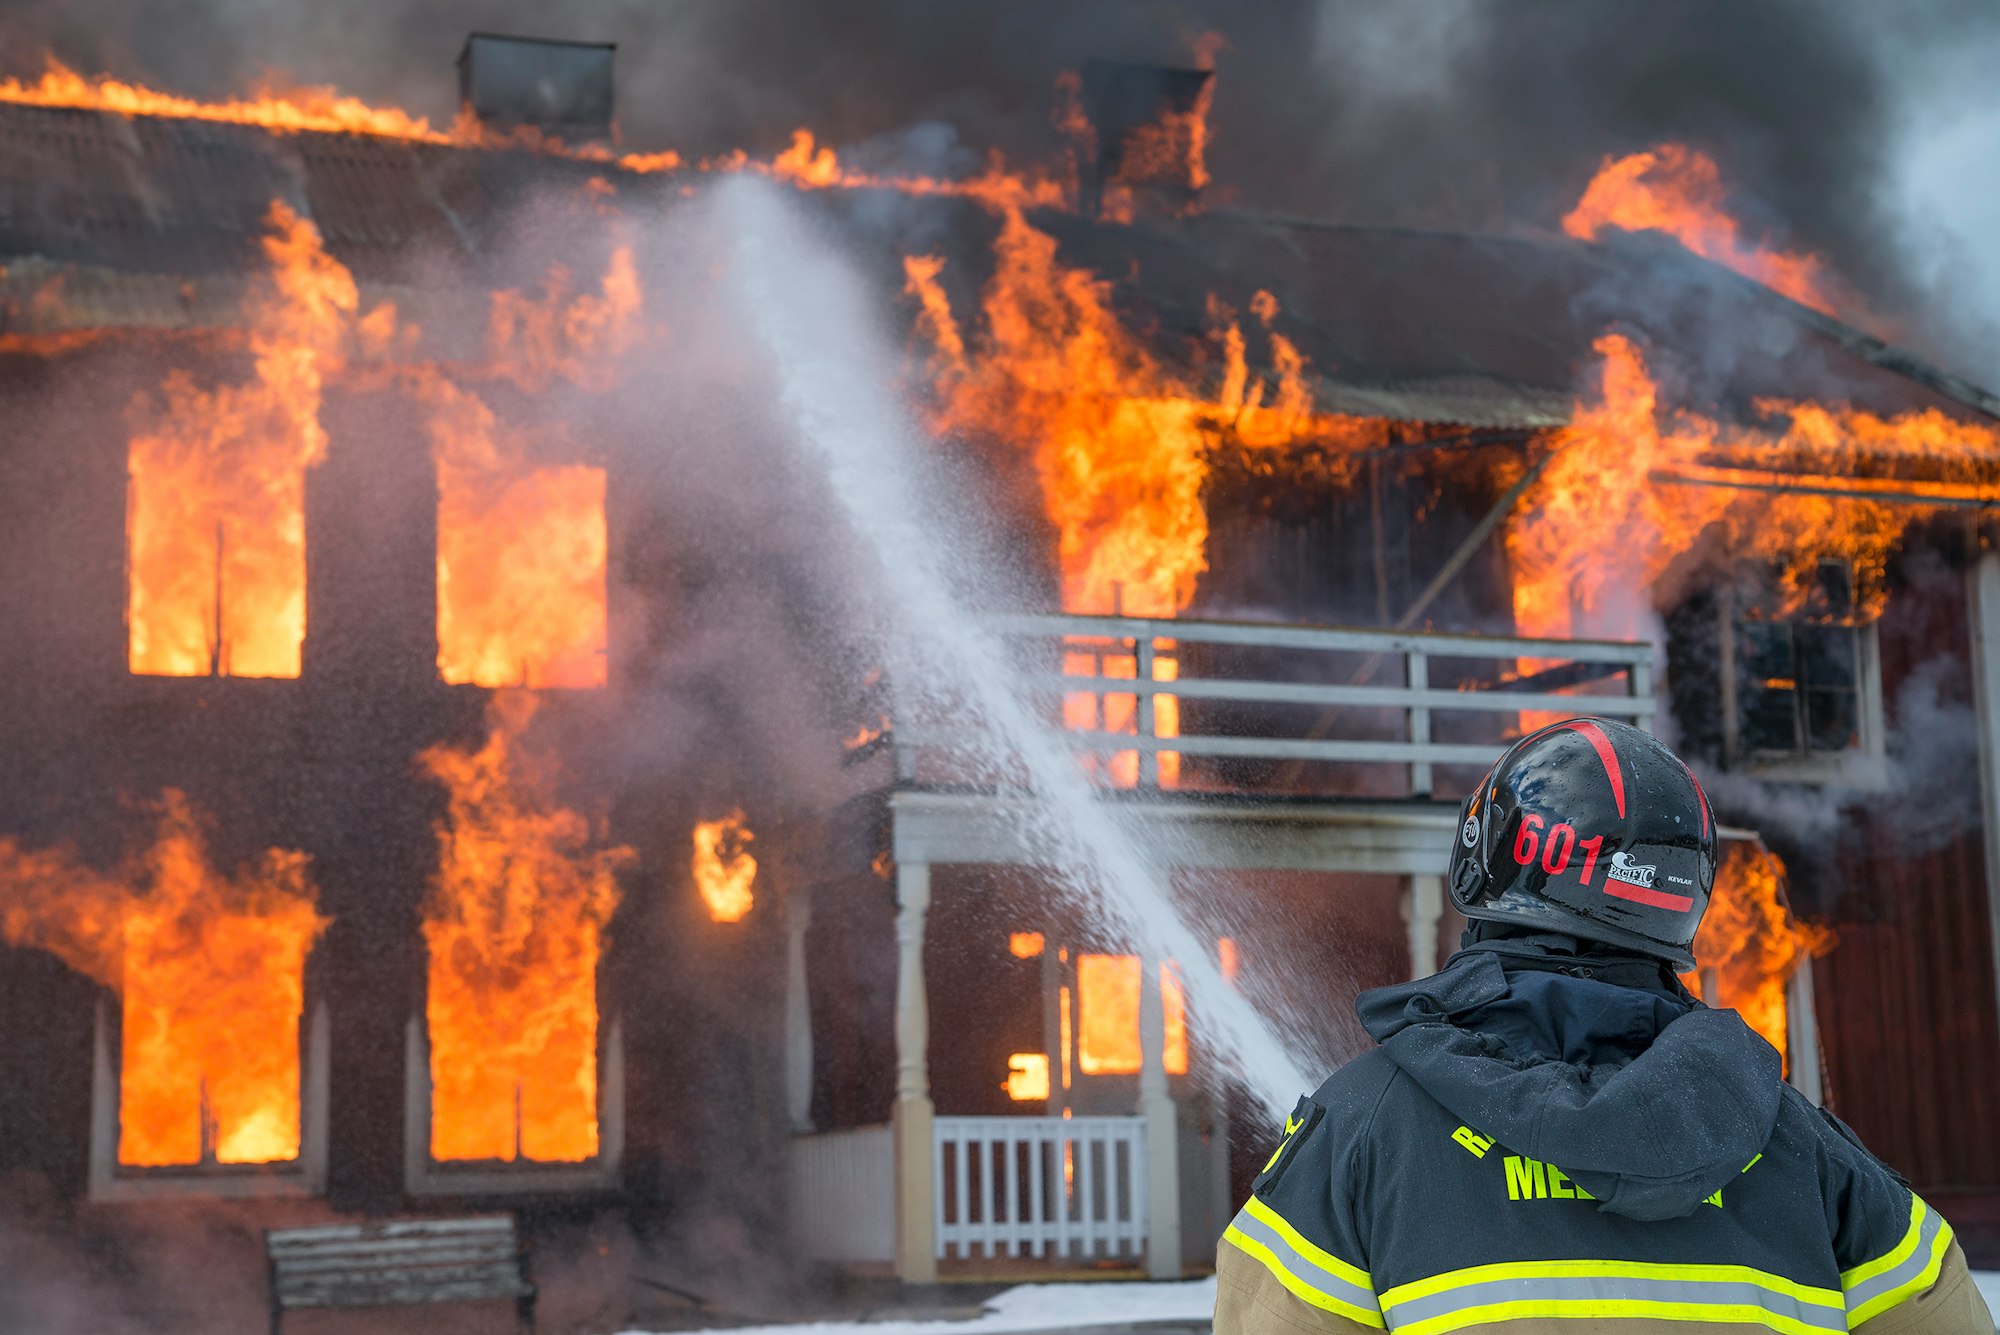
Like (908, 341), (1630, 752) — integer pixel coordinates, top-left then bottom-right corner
(126, 203), (353, 680)
(1002, 935), (1194, 1108)
(0, 793), (326, 1172)
(124, 201), (634, 692)
(1726, 559), (1881, 767)
(419, 693), (631, 1165)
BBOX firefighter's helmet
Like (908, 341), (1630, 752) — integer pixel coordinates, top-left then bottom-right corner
(1449, 717), (1716, 970)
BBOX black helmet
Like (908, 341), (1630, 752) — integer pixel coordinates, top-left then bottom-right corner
(1449, 717), (1716, 970)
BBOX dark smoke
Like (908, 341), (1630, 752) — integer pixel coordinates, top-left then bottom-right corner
(8, 1), (2000, 366)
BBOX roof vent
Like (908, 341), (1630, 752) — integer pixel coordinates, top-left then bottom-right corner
(458, 33), (615, 142)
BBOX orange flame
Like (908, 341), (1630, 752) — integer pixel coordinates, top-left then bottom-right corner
(1004, 1052), (1051, 1101)
(420, 692), (631, 1163)
(430, 250), (638, 690)
(0, 793), (324, 1166)
(1074, 954), (1188, 1076)
(1563, 144), (1836, 315)
(1510, 333), (1998, 648)
(1686, 843), (1829, 1067)
(0, 59), (450, 141)
(906, 219), (1388, 783)
(127, 200), (356, 677)
(691, 813), (757, 924)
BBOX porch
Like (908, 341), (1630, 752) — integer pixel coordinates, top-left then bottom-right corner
(788, 612), (1663, 1281)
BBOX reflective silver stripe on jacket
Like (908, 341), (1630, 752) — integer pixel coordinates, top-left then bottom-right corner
(1380, 1269), (1847, 1333)
(1225, 1199), (1382, 1322)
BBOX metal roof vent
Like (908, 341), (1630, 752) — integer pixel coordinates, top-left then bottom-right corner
(458, 33), (615, 142)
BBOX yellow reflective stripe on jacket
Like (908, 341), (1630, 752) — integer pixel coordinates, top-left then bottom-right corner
(1841, 1194), (1954, 1327)
(1376, 1258), (1846, 1335)
(1221, 1195), (1384, 1327)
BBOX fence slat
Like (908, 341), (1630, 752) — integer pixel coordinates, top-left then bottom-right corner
(1032, 1135), (1048, 1255)
(1003, 1130), (1022, 1257)
(930, 1118), (1149, 1263)
(960, 1135), (976, 1255)
(978, 1130), (997, 1258)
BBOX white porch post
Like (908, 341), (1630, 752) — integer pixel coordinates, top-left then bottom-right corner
(785, 883), (815, 1133)
(1402, 874), (1445, 981)
(1139, 956), (1182, 1279)
(892, 860), (937, 1283)
(1968, 552), (2000, 1042)
(1785, 957), (1824, 1106)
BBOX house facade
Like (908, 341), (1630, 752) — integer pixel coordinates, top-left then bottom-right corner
(0, 57), (1995, 1292)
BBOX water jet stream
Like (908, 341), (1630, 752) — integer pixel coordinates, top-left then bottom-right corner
(715, 176), (1311, 1116)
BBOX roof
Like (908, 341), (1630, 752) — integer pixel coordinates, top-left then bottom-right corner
(0, 98), (1989, 435)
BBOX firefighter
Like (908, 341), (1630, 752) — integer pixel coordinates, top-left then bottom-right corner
(1215, 717), (1994, 1334)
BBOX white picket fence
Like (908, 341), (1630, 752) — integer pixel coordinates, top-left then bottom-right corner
(933, 1116), (1147, 1261)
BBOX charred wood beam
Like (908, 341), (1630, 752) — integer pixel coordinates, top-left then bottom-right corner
(1650, 464), (2000, 509)
(1487, 659), (1631, 694)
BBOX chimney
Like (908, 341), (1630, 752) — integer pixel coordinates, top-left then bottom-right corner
(1079, 59), (1215, 219)
(458, 33), (615, 143)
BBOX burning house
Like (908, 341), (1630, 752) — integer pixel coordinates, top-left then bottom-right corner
(0, 32), (1996, 1319)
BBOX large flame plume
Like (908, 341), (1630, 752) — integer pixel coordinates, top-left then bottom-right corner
(1563, 144), (1837, 316)
(0, 793), (325, 1166)
(906, 210), (1389, 784)
(420, 692), (632, 1163)
(127, 201), (358, 678)
(428, 249), (639, 690)
(1508, 332), (1997, 643)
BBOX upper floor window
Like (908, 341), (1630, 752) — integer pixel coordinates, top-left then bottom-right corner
(1720, 560), (1884, 783)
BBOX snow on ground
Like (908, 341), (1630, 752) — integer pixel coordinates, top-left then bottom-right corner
(624, 1273), (2000, 1333)
(620, 1278), (1217, 1335)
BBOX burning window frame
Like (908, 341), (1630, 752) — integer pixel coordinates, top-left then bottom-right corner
(86, 996), (330, 1202)
(402, 1011), (626, 1196)
(1715, 560), (1887, 785)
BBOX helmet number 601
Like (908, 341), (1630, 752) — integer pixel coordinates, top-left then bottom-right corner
(1512, 815), (1605, 884)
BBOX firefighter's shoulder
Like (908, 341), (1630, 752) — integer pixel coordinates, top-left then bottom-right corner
(1801, 1090), (1996, 1333)
(1215, 1053), (1400, 1334)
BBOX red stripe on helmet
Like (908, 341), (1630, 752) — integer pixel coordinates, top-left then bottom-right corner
(1604, 879), (1695, 913)
(1559, 720), (1626, 819)
(1680, 761), (1711, 838)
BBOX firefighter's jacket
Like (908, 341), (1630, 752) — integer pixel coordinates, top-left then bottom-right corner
(1215, 940), (1994, 1334)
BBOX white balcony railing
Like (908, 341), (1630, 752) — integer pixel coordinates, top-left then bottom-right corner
(934, 1115), (1147, 1262)
(889, 613), (1656, 797)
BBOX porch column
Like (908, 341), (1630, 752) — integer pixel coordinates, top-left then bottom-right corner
(785, 883), (814, 1133)
(1402, 874), (1445, 981)
(1139, 956), (1182, 1279)
(1969, 553), (2000, 1040)
(892, 860), (937, 1283)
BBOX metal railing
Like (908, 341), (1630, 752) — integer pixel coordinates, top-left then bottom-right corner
(890, 613), (1655, 797)
(933, 1115), (1146, 1261)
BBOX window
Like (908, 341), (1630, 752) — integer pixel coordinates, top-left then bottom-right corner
(1721, 560), (1884, 783)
